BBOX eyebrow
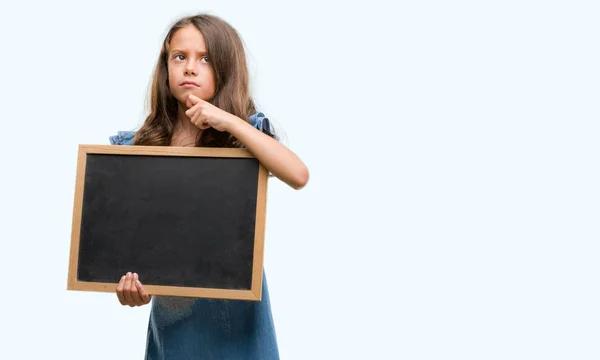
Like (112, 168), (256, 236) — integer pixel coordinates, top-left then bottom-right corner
(169, 49), (207, 55)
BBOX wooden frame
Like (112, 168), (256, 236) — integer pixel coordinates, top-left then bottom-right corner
(67, 145), (268, 301)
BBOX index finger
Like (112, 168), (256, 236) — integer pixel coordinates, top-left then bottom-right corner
(186, 94), (202, 107)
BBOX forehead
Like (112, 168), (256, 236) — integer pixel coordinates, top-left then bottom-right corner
(169, 25), (206, 52)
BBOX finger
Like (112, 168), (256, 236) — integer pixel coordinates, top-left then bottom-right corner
(123, 272), (134, 306)
(199, 117), (210, 130)
(129, 273), (144, 306)
(195, 113), (211, 130)
(185, 103), (200, 119)
(186, 94), (201, 107)
(191, 107), (204, 127)
(135, 278), (152, 304)
(116, 275), (126, 305)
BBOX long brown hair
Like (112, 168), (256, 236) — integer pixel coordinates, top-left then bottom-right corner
(134, 14), (256, 147)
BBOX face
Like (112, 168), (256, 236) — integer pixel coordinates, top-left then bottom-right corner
(167, 25), (216, 104)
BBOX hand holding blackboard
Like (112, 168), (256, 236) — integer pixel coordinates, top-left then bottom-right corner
(116, 272), (152, 307)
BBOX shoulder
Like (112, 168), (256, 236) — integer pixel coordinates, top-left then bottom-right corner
(109, 112), (273, 145)
(109, 131), (136, 146)
(249, 112), (277, 140)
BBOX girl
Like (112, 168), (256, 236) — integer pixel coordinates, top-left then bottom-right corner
(110, 14), (309, 359)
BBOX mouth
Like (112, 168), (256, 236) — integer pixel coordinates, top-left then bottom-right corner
(180, 81), (200, 88)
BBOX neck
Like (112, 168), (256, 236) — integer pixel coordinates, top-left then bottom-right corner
(174, 102), (200, 135)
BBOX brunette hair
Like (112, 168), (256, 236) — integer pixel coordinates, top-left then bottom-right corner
(134, 14), (271, 147)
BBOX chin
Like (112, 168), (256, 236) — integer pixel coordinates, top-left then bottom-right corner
(172, 87), (215, 104)
(173, 94), (188, 104)
(191, 90), (212, 99)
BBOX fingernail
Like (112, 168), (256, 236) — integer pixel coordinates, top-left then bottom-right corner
(136, 280), (141, 286)
(134, 273), (138, 279)
(126, 272), (131, 277)
(121, 276), (126, 280)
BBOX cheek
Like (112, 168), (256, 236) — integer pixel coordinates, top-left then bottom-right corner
(167, 68), (176, 88)
(205, 70), (217, 92)
(168, 77), (176, 93)
(167, 70), (180, 96)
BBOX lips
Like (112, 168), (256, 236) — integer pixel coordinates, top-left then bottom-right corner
(180, 81), (199, 87)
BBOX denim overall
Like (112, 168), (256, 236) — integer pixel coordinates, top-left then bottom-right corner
(109, 113), (280, 359)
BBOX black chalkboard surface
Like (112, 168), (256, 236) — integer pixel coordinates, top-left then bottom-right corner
(67, 145), (268, 301)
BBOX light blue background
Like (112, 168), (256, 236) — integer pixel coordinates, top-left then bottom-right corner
(0, 0), (598, 359)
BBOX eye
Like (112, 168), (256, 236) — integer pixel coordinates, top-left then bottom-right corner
(174, 54), (185, 61)
(200, 56), (209, 63)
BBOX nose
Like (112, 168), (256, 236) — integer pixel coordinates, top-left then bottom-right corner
(184, 61), (198, 76)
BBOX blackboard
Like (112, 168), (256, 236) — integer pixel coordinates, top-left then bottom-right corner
(67, 145), (268, 301)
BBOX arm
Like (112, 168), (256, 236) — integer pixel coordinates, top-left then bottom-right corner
(226, 116), (309, 190)
(184, 94), (309, 190)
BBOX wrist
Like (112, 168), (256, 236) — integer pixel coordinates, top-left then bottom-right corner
(224, 114), (247, 134)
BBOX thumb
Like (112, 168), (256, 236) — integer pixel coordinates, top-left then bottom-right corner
(135, 280), (152, 304)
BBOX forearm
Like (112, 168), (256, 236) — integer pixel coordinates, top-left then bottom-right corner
(226, 116), (309, 190)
